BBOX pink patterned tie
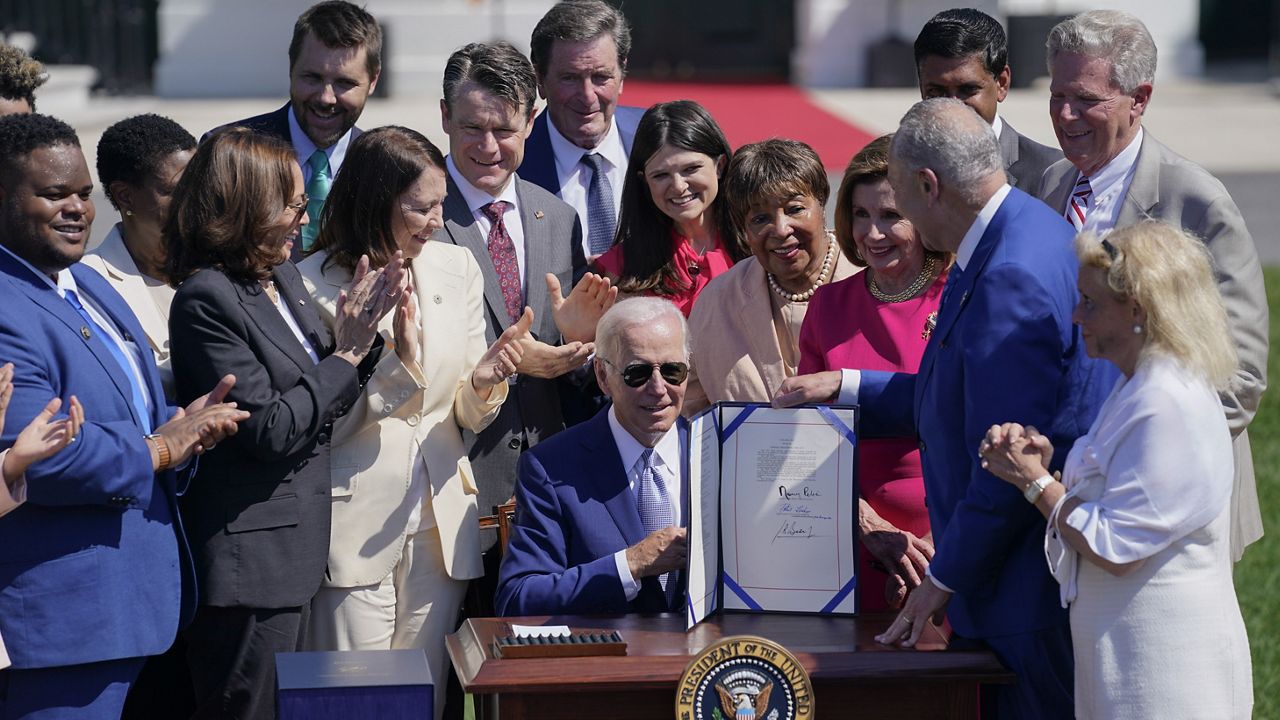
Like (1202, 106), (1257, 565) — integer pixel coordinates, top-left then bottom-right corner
(481, 201), (524, 324)
(1066, 174), (1093, 231)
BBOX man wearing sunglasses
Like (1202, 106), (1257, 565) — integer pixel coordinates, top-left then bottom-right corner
(496, 298), (689, 615)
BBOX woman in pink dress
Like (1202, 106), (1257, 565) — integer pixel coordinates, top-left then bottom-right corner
(593, 101), (748, 317)
(796, 135), (949, 611)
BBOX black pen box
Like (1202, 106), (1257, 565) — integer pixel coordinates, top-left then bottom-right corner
(493, 630), (627, 659)
(276, 649), (432, 719)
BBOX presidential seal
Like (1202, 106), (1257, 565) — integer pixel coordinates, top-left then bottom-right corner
(675, 635), (814, 720)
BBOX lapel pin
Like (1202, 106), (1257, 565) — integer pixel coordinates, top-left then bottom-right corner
(298, 299), (306, 305)
(81, 326), (91, 340)
(433, 294), (443, 304)
(534, 211), (544, 220)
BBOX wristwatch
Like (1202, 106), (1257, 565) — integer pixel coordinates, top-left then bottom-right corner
(1023, 475), (1055, 504)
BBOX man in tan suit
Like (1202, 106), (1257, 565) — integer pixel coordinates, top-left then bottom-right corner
(1037, 10), (1268, 559)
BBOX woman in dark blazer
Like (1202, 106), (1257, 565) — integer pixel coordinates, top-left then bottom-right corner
(165, 128), (404, 720)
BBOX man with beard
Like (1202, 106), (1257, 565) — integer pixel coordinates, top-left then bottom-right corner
(214, 0), (380, 257)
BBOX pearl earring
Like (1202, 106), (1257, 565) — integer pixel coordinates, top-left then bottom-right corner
(1132, 324), (1143, 334)
(125, 210), (133, 217)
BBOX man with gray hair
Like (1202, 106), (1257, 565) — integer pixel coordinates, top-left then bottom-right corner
(780, 97), (1105, 718)
(1038, 9), (1267, 561)
(497, 297), (690, 615)
(520, 0), (646, 260)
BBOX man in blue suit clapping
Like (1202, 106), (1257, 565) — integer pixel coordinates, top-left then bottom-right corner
(778, 98), (1107, 718)
(0, 113), (247, 718)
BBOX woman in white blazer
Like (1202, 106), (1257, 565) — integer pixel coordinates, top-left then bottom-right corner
(83, 114), (196, 401)
(298, 126), (525, 720)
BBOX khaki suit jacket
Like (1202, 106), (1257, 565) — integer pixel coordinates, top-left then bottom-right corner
(81, 224), (174, 400)
(1039, 132), (1269, 559)
(298, 243), (507, 586)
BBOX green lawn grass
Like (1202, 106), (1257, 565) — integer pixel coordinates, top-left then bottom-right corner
(1235, 267), (1280, 718)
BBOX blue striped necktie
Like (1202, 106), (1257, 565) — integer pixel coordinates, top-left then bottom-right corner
(65, 289), (151, 432)
(1066, 174), (1093, 230)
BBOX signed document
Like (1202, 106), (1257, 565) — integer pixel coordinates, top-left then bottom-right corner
(686, 403), (858, 628)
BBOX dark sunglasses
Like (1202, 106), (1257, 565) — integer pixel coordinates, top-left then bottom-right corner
(602, 358), (689, 388)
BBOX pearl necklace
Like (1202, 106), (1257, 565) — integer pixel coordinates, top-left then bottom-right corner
(766, 232), (838, 303)
(867, 254), (940, 303)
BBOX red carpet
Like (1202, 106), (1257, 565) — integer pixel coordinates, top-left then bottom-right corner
(620, 81), (877, 171)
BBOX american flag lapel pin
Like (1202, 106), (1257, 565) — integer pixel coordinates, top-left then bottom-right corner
(534, 210), (545, 220)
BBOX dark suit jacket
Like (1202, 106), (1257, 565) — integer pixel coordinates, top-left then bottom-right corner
(496, 409), (684, 616)
(168, 261), (377, 609)
(858, 188), (1108, 639)
(518, 105), (646, 197)
(1038, 131), (1269, 557)
(997, 119), (1062, 193)
(0, 255), (191, 668)
(435, 174), (585, 543)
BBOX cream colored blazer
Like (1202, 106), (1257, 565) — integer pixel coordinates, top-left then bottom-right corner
(298, 244), (507, 586)
(80, 225), (174, 399)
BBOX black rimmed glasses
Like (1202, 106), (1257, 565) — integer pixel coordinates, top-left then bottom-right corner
(286, 194), (310, 215)
(600, 358), (689, 388)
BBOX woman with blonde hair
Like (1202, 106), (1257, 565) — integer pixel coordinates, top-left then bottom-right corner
(980, 220), (1252, 719)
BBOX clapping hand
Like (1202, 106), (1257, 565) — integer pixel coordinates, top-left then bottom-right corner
(547, 272), (617, 344)
(0, 363), (86, 485)
(979, 423), (1053, 488)
(513, 304), (593, 379)
(154, 375), (249, 469)
(471, 307), (531, 398)
(393, 284), (421, 369)
(333, 252), (407, 365)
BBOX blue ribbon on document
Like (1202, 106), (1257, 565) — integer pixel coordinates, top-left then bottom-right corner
(816, 405), (858, 448)
(718, 404), (757, 442)
(721, 572), (763, 611)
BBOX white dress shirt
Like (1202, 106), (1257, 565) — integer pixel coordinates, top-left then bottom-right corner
(1077, 128), (1143, 235)
(287, 106), (354, 183)
(606, 407), (683, 600)
(267, 284), (319, 365)
(546, 115), (628, 258)
(445, 156), (529, 290)
(989, 113), (1004, 140)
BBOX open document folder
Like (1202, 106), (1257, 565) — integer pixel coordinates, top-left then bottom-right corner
(685, 403), (859, 629)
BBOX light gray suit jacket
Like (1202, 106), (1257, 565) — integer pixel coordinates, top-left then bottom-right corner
(1038, 132), (1269, 559)
(435, 173), (585, 550)
(998, 119), (1063, 194)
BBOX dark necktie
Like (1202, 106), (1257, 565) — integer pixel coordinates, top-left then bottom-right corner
(582, 153), (617, 256)
(939, 263), (965, 313)
(65, 288), (151, 433)
(481, 201), (524, 324)
(1066, 174), (1093, 230)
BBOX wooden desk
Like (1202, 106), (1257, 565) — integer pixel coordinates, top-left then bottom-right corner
(447, 613), (1012, 719)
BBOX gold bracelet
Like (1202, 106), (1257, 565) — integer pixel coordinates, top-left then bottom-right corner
(145, 434), (172, 472)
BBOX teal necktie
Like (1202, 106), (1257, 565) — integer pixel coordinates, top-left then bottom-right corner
(301, 149), (332, 250)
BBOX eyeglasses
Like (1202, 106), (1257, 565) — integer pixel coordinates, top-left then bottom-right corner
(1100, 238), (1120, 260)
(601, 358), (689, 388)
(286, 195), (310, 214)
